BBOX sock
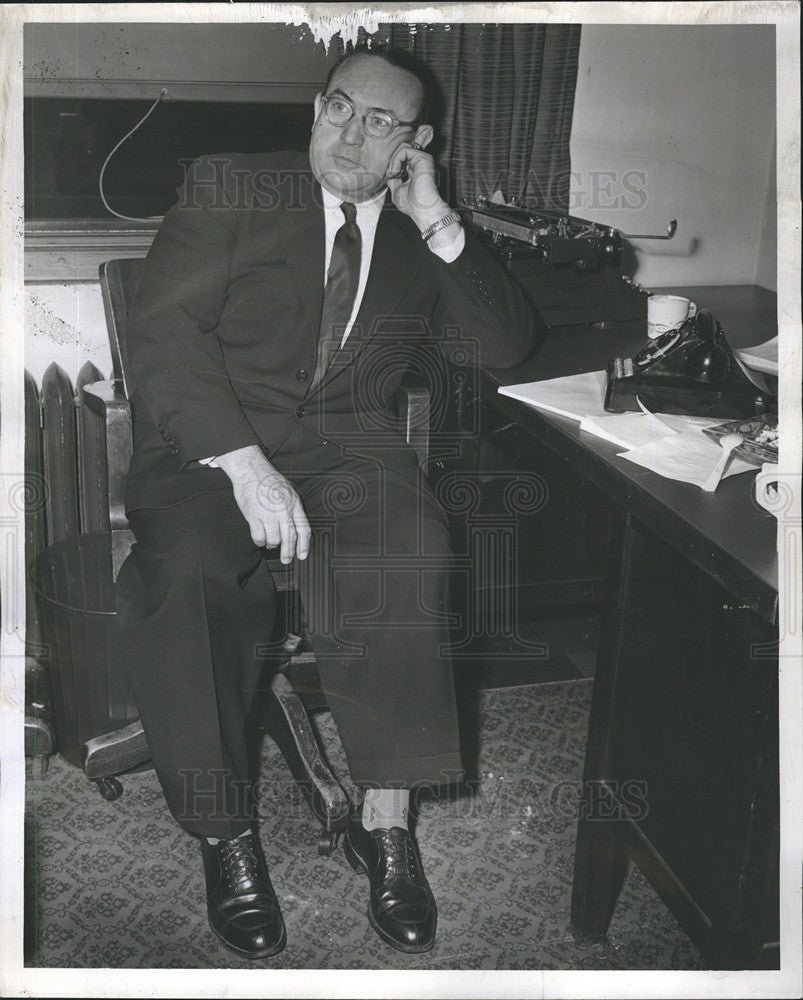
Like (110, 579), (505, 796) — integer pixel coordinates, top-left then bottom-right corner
(361, 789), (410, 831)
(205, 827), (253, 846)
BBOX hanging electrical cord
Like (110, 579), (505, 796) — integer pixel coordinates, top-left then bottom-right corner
(98, 88), (168, 223)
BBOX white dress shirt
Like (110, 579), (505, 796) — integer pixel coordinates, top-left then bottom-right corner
(321, 186), (465, 347)
(201, 188), (465, 466)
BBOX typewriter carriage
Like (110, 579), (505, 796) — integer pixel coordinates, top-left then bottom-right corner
(460, 198), (675, 328)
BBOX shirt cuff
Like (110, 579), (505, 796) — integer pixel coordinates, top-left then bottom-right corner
(428, 226), (465, 263)
(198, 456), (219, 468)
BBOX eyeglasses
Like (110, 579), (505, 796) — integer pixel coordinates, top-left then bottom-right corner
(320, 94), (418, 140)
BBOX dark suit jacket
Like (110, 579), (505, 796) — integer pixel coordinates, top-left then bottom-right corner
(125, 151), (538, 512)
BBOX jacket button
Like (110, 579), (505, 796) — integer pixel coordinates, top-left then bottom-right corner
(296, 369), (309, 381)
(296, 405), (306, 418)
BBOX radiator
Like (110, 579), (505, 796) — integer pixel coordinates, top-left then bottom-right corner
(23, 361), (113, 768)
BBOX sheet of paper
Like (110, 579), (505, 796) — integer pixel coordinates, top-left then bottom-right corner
(735, 336), (778, 376)
(634, 399), (718, 434)
(579, 411), (677, 450)
(579, 411), (721, 451)
(499, 372), (720, 432)
(499, 374), (757, 489)
(733, 351), (771, 392)
(498, 370), (607, 421)
(620, 430), (759, 488)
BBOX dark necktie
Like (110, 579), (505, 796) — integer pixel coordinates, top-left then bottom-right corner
(311, 201), (361, 390)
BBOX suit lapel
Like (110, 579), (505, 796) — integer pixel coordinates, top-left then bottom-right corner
(314, 199), (424, 394)
(277, 176), (325, 345)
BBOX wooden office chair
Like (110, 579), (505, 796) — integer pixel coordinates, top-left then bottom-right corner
(81, 257), (431, 854)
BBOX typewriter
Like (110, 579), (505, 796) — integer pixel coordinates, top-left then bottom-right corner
(460, 198), (677, 329)
(605, 309), (774, 419)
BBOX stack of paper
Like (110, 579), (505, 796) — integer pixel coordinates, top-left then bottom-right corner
(498, 371), (713, 448)
(735, 336), (778, 376)
(498, 370), (759, 489)
(621, 431), (757, 487)
(498, 370), (608, 422)
(580, 410), (698, 450)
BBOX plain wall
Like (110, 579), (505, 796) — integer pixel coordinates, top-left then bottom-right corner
(755, 136), (778, 292)
(570, 24), (776, 290)
(25, 283), (109, 386)
(24, 21), (336, 101)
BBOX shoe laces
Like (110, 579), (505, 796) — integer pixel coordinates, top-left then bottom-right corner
(375, 828), (417, 882)
(218, 837), (264, 891)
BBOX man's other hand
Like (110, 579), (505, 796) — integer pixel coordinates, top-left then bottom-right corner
(215, 445), (311, 563)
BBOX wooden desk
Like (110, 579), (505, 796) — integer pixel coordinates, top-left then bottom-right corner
(480, 285), (780, 968)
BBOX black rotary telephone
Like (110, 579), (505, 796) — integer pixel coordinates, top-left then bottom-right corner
(604, 309), (774, 419)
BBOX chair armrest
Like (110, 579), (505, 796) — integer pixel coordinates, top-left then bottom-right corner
(82, 380), (135, 580)
(393, 384), (430, 468)
(82, 380), (131, 528)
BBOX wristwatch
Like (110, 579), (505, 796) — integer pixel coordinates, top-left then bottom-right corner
(421, 211), (462, 242)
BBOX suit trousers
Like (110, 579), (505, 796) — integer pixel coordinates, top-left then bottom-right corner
(116, 434), (463, 839)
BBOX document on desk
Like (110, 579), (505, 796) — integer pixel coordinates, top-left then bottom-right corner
(735, 336), (778, 376)
(621, 431), (759, 487)
(498, 371), (756, 487)
(497, 371), (713, 449)
(498, 370), (608, 421)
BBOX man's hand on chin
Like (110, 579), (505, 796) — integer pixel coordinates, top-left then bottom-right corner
(214, 445), (311, 564)
(385, 142), (462, 251)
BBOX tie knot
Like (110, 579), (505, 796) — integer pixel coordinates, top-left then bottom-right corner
(340, 201), (357, 225)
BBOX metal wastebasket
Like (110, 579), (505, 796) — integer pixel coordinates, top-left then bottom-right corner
(31, 532), (141, 771)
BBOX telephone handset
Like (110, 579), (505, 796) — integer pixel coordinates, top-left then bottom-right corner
(633, 310), (732, 381)
(605, 309), (773, 418)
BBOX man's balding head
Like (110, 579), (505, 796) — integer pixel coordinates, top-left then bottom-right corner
(309, 45), (438, 202)
(324, 44), (436, 126)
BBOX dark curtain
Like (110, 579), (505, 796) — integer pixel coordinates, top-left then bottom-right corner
(380, 23), (581, 210)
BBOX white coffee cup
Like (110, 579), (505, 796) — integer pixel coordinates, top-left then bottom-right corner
(647, 294), (697, 339)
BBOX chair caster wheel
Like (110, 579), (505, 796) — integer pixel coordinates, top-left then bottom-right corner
(95, 776), (123, 801)
(317, 831), (340, 856)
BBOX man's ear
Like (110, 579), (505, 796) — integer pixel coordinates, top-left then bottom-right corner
(313, 93), (323, 127)
(414, 124), (434, 150)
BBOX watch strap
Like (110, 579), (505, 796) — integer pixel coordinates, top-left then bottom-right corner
(421, 211), (461, 242)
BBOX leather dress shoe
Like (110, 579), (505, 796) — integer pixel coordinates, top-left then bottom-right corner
(343, 819), (437, 953)
(200, 832), (286, 959)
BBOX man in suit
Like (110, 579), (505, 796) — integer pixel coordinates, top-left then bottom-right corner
(117, 43), (537, 959)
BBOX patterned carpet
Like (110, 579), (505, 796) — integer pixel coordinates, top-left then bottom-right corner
(24, 679), (706, 970)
